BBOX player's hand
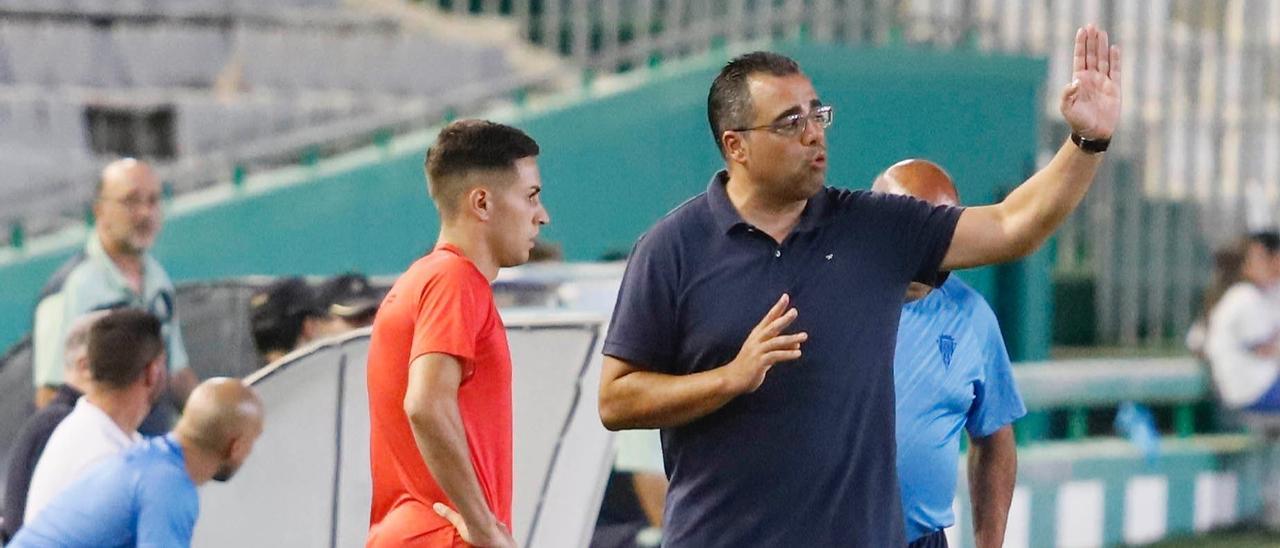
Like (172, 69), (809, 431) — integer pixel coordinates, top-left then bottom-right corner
(1060, 24), (1121, 141)
(432, 502), (516, 548)
(722, 293), (807, 395)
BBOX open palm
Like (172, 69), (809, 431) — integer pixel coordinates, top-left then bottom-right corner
(1060, 24), (1121, 141)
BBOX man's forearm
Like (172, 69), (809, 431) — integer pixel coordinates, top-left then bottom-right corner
(999, 139), (1104, 256)
(969, 426), (1018, 548)
(408, 398), (500, 530)
(599, 358), (739, 431)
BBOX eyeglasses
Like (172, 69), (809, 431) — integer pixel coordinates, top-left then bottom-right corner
(101, 194), (161, 211)
(731, 105), (834, 137)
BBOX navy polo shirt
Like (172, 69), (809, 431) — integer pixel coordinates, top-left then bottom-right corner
(604, 170), (962, 547)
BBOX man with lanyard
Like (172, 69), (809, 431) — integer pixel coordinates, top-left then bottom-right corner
(874, 159), (1025, 548)
(599, 25), (1119, 546)
(31, 158), (197, 434)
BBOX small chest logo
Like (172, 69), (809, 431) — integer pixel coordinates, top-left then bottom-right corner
(938, 334), (956, 369)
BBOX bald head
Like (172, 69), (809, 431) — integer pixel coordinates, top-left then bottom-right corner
(872, 159), (959, 207)
(94, 158), (163, 255)
(875, 159), (959, 303)
(176, 378), (264, 460)
(97, 158), (157, 199)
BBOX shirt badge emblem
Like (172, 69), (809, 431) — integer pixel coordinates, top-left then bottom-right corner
(938, 334), (956, 369)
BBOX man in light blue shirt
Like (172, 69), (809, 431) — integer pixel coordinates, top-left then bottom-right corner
(31, 158), (196, 434)
(874, 160), (1027, 548)
(9, 378), (265, 548)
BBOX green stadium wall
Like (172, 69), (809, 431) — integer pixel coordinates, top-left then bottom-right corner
(0, 42), (1049, 359)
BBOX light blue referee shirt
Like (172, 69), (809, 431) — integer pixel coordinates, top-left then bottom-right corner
(8, 434), (199, 548)
(893, 276), (1026, 542)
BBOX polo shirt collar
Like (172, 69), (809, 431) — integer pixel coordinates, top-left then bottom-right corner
(74, 397), (143, 446)
(85, 234), (162, 300)
(705, 170), (833, 235)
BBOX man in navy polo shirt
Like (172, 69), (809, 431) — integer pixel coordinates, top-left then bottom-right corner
(599, 25), (1119, 547)
(875, 160), (1025, 548)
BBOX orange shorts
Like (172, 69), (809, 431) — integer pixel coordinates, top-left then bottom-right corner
(366, 498), (465, 548)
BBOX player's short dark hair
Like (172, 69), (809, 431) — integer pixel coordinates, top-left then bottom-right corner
(88, 308), (164, 389)
(707, 51), (802, 157)
(424, 120), (540, 219)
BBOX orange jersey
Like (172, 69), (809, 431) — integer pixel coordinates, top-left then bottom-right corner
(366, 244), (512, 546)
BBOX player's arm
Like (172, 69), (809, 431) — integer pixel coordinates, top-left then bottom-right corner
(942, 25), (1121, 270)
(599, 294), (806, 430)
(404, 352), (513, 548)
(967, 426), (1017, 548)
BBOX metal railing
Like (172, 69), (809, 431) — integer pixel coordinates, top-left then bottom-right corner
(433, 0), (1280, 348)
(0, 2), (568, 244)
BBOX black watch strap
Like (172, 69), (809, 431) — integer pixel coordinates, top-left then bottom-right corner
(1071, 132), (1110, 154)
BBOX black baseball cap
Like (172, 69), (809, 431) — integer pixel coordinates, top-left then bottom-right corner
(250, 277), (323, 335)
(317, 273), (384, 319)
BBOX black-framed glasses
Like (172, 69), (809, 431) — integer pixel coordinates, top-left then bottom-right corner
(731, 105), (834, 137)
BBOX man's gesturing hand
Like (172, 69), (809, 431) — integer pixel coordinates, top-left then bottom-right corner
(720, 293), (808, 395)
(1061, 24), (1122, 141)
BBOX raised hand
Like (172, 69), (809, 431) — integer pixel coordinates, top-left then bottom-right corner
(1060, 24), (1121, 141)
(721, 293), (807, 395)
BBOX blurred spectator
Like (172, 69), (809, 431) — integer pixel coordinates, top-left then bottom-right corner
(250, 277), (326, 364)
(23, 309), (166, 524)
(1206, 231), (1280, 411)
(592, 430), (666, 548)
(1, 311), (106, 542)
(314, 273), (384, 338)
(30, 158), (196, 436)
(529, 239), (564, 263)
(1187, 243), (1246, 359)
(8, 378), (265, 548)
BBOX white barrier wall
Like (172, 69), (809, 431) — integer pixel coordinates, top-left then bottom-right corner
(193, 311), (612, 548)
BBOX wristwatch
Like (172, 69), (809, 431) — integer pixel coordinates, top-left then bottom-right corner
(1071, 132), (1110, 154)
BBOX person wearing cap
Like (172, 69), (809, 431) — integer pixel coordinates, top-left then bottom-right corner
(873, 160), (1026, 548)
(315, 272), (385, 338)
(249, 277), (327, 364)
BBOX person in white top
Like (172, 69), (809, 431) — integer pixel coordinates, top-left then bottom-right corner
(1206, 231), (1280, 410)
(23, 308), (168, 523)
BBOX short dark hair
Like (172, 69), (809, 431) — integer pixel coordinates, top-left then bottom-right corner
(251, 277), (323, 357)
(88, 309), (164, 389)
(424, 120), (540, 218)
(1247, 230), (1280, 254)
(707, 51), (802, 156)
